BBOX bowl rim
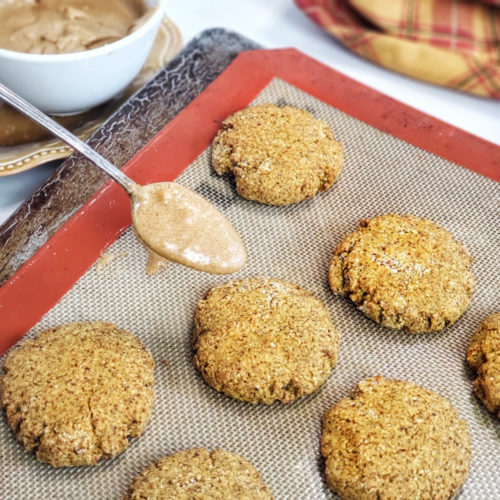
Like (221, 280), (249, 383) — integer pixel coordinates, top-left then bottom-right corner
(0, 0), (166, 62)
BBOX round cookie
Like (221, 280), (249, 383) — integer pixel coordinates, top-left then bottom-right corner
(0, 322), (154, 467)
(193, 277), (340, 404)
(321, 376), (471, 500)
(211, 104), (344, 206)
(466, 312), (500, 417)
(329, 214), (474, 333)
(124, 448), (273, 500)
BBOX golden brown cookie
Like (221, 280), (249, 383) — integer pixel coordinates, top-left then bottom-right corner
(466, 313), (500, 417)
(193, 277), (340, 404)
(124, 448), (273, 500)
(321, 376), (471, 500)
(0, 322), (154, 467)
(329, 214), (474, 333)
(211, 104), (344, 206)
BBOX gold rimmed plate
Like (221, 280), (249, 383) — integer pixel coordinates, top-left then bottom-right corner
(0, 15), (182, 177)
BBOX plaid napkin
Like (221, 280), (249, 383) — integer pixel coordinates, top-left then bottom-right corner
(295, 0), (500, 98)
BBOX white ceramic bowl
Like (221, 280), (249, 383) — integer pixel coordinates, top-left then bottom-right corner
(0, 0), (165, 115)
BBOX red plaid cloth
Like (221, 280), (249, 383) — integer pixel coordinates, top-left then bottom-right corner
(296, 0), (500, 98)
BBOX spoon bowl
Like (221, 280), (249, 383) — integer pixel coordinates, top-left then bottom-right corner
(0, 82), (247, 274)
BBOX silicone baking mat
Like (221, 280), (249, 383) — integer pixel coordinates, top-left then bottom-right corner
(1, 75), (499, 497)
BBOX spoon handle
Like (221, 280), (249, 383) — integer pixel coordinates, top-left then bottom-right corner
(0, 82), (136, 194)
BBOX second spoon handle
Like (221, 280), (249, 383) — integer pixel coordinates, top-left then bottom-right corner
(0, 82), (136, 194)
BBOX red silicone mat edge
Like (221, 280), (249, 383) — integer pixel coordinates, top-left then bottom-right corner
(1, 48), (498, 355)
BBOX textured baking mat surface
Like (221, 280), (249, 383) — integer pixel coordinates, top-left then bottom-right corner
(1, 79), (499, 499)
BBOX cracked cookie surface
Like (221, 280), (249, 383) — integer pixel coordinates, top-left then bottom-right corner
(193, 277), (340, 404)
(124, 447), (273, 500)
(321, 376), (471, 500)
(211, 104), (344, 206)
(0, 322), (154, 466)
(329, 214), (474, 333)
(466, 313), (500, 417)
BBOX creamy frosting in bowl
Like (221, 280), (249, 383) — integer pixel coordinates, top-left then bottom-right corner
(0, 0), (165, 114)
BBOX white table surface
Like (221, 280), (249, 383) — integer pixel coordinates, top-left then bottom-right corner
(1, 0), (499, 225)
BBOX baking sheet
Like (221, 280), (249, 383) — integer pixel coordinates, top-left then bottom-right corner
(1, 78), (498, 499)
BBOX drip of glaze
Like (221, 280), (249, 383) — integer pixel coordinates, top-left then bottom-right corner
(146, 250), (168, 276)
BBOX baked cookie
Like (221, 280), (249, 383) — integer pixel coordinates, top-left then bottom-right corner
(321, 376), (471, 500)
(466, 313), (500, 417)
(329, 214), (474, 333)
(211, 104), (344, 206)
(0, 322), (154, 467)
(124, 448), (273, 500)
(193, 277), (340, 404)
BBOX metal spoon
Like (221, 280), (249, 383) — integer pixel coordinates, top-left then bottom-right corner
(0, 82), (247, 274)
(0, 82), (136, 194)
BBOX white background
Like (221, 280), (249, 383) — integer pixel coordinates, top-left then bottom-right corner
(1, 0), (499, 224)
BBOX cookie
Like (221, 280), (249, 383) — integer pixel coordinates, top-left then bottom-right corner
(193, 277), (340, 404)
(211, 104), (344, 206)
(0, 322), (154, 467)
(124, 448), (273, 500)
(321, 376), (471, 500)
(329, 214), (474, 333)
(466, 313), (500, 416)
